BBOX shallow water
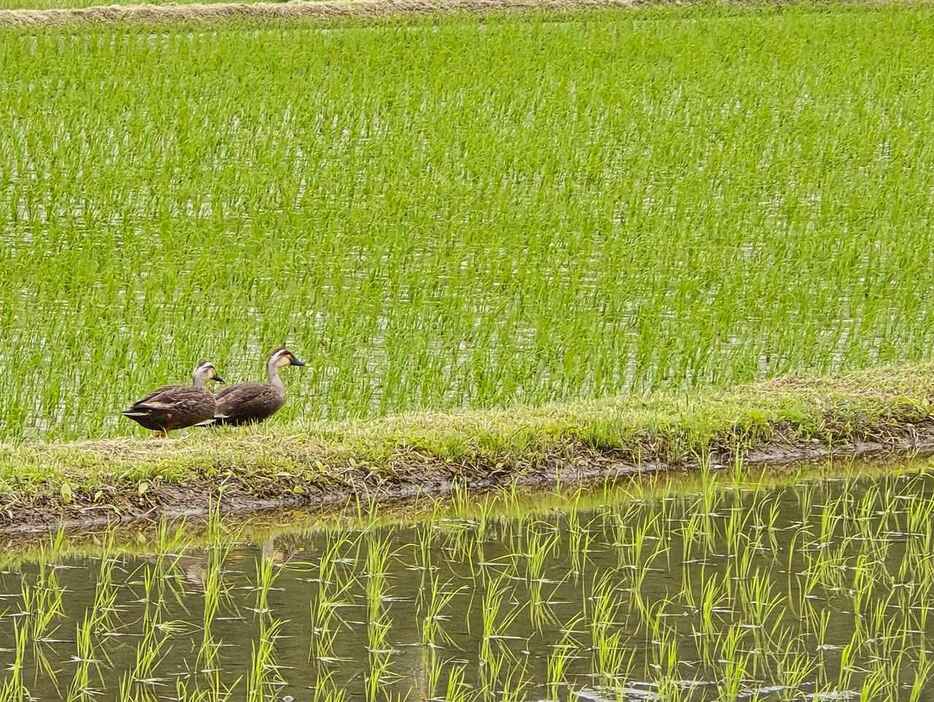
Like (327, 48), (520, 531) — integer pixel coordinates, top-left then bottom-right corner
(1, 465), (933, 701)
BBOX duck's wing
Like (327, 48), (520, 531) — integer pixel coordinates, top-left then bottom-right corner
(124, 384), (193, 413)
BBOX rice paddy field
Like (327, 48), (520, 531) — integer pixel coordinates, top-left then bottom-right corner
(0, 460), (931, 701)
(3, 5), (934, 698)
(2, 4), (934, 442)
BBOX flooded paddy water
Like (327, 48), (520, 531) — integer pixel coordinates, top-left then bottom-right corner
(1, 461), (933, 701)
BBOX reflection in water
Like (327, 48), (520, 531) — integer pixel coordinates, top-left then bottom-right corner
(1, 466), (933, 700)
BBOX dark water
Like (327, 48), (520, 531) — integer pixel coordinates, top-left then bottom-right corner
(1, 466), (933, 701)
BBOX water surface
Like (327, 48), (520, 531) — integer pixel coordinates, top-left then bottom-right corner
(1, 463), (932, 701)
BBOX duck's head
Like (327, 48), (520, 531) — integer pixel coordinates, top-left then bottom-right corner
(269, 347), (306, 369)
(193, 361), (225, 385)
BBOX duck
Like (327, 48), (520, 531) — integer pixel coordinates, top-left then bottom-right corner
(123, 361), (225, 436)
(209, 347), (305, 426)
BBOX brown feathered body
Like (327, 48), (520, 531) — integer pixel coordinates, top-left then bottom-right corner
(123, 385), (216, 432)
(212, 383), (285, 426)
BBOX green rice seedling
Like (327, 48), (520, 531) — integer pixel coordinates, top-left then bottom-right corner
(309, 576), (356, 665)
(499, 654), (532, 702)
(175, 677), (237, 702)
(443, 664), (470, 702)
(21, 561), (64, 647)
(835, 628), (864, 695)
(694, 570), (730, 668)
(363, 530), (396, 702)
(364, 617), (393, 702)
(450, 480), (471, 523)
(364, 530), (393, 616)
(124, 611), (170, 692)
(414, 520), (436, 578)
(738, 568), (784, 640)
(858, 661), (892, 702)
(253, 554), (278, 616)
(566, 507), (594, 581)
(198, 541), (233, 673)
(680, 507), (705, 565)
(417, 646), (443, 701)
(769, 643), (815, 701)
(90, 554), (119, 634)
(478, 643), (513, 702)
(309, 531), (360, 668)
(651, 637), (684, 702)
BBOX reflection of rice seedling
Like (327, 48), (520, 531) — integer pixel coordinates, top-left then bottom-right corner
(718, 625), (750, 702)
(479, 570), (519, 665)
(246, 618), (284, 702)
(444, 664), (470, 702)
(1, 620), (29, 702)
(589, 570), (628, 683)
(546, 614), (582, 698)
(66, 611), (99, 702)
(420, 573), (462, 649)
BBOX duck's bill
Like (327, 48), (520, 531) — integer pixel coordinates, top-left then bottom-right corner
(214, 375), (226, 383)
(291, 358), (306, 367)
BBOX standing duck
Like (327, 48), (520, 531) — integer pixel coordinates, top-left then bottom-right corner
(210, 347), (305, 426)
(123, 361), (224, 435)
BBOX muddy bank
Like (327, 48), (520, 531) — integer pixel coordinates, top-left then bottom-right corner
(0, 0), (643, 27)
(4, 419), (933, 535)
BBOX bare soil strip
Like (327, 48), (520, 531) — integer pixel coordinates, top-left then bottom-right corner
(0, 0), (641, 27)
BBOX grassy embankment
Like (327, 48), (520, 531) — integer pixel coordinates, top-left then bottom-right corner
(1, 364), (932, 528)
